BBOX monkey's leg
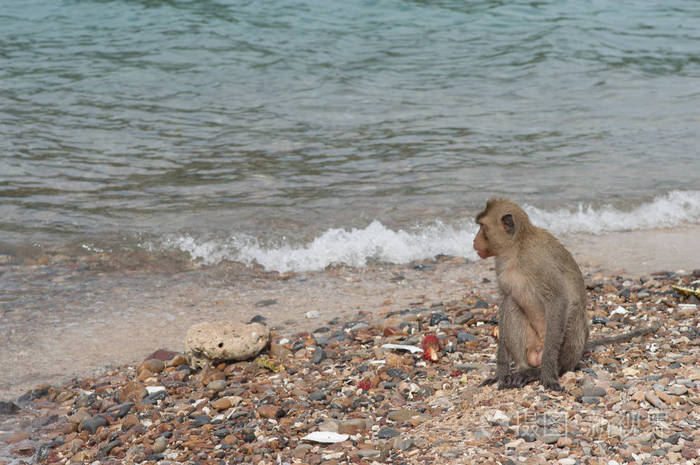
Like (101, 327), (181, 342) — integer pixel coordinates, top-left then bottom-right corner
(480, 296), (522, 387)
(495, 296), (541, 389)
(536, 299), (570, 391)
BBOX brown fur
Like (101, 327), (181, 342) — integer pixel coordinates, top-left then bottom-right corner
(475, 198), (589, 391)
(475, 199), (659, 390)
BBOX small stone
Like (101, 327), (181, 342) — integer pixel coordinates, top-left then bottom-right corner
(668, 385), (688, 396)
(356, 449), (380, 459)
(207, 380), (227, 392)
(258, 405), (284, 419)
(305, 311), (321, 319)
(117, 382), (147, 403)
(152, 436), (168, 454)
(457, 332), (477, 343)
(338, 419), (370, 434)
(121, 414), (140, 431)
(107, 402), (133, 419)
(211, 398), (231, 410)
(80, 416), (108, 434)
(0, 401), (19, 415)
(645, 391), (665, 408)
(377, 427), (400, 439)
(191, 414), (211, 427)
(309, 390), (326, 401)
(558, 459), (576, 465)
(557, 436), (573, 448)
(394, 438), (414, 451)
(541, 433), (560, 444)
(139, 359), (165, 374)
(681, 445), (698, 459)
(98, 439), (121, 458)
(388, 409), (415, 423)
(581, 384), (606, 398)
(311, 347), (325, 364)
(429, 312), (450, 326)
(487, 410), (510, 427)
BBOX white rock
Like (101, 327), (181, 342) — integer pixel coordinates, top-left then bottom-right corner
(380, 343), (423, 354)
(185, 321), (270, 369)
(145, 386), (166, 395)
(301, 431), (349, 443)
(487, 409), (510, 427)
(305, 310), (321, 319)
(610, 306), (628, 316)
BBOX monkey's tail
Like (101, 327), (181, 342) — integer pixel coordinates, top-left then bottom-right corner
(585, 322), (661, 350)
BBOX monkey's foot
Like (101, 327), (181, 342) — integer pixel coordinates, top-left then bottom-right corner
(500, 368), (539, 388)
(539, 377), (564, 392)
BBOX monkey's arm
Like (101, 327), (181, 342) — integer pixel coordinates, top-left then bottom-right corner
(585, 323), (660, 350)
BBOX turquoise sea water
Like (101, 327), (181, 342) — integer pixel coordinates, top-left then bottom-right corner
(1, 0), (700, 271)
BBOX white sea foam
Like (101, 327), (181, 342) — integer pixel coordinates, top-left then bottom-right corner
(163, 190), (700, 272)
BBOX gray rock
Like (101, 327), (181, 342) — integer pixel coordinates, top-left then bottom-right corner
(394, 438), (414, 451)
(356, 449), (380, 459)
(0, 401), (20, 415)
(581, 384), (606, 398)
(191, 415), (211, 427)
(185, 321), (269, 369)
(80, 416), (108, 434)
(429, 312), (450, 326)
(207, 380), (227, 392)
(457, 332), (478, 343)
(377, 427), (400, 439)
(311, 347), (325, 364)
(152, 436), (168, 453)
(98, 439), (122, 458)
(308, 390), (327, 401)
(579, 396), (601, 405)
(107, 402), (133, 419)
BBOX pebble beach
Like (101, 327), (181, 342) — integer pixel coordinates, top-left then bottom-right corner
(1, 231), (698, 465)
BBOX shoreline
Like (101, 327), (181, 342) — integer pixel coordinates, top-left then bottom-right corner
(0, 257), (697, 464)
(1, 225), (699, 401)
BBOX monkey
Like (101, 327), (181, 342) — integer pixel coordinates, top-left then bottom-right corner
(473, 198), (659, 391)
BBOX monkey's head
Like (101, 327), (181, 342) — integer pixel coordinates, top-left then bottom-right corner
(473, 198), (532, 258)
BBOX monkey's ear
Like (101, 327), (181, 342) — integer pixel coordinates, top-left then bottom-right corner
(501, 214), (515, 235)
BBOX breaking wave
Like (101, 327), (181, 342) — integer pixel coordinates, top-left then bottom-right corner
(161, 190), (700, 272)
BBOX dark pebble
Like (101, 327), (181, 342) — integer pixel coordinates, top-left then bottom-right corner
(517, 431), (537, 442)
(313, 326), (330, 334)
(311, 347), (325, 364)
(249, 314), (268, 323)
(592, 316), (608, 325)
(308, 391), (327, 401)
(457, 332), (478, 343)
(141, 390), (166, 405)
(107, 402), (133, 419)
(75, 393), (97, 408)
(159, 431), (173, 438)
(429, 312), (450, 326)
(386, 368), (408, 380)
(254, 299), (277, 308)
(0, 401), (20, 415)
(243, 432), (256, 443)
(473, 299), (489, 309)
(377, 427), (400, 439)
(669, 362), (682, 369)
(618, 288), (631, 300)
(191, 414), (211, 427)
(81, 416), (108, 434)
(665, 433), (682, 445)
(98, 439), (122, 458)
(146, 453), (165, 461)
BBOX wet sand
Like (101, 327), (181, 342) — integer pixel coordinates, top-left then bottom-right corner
(1, 225), (698, 400)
